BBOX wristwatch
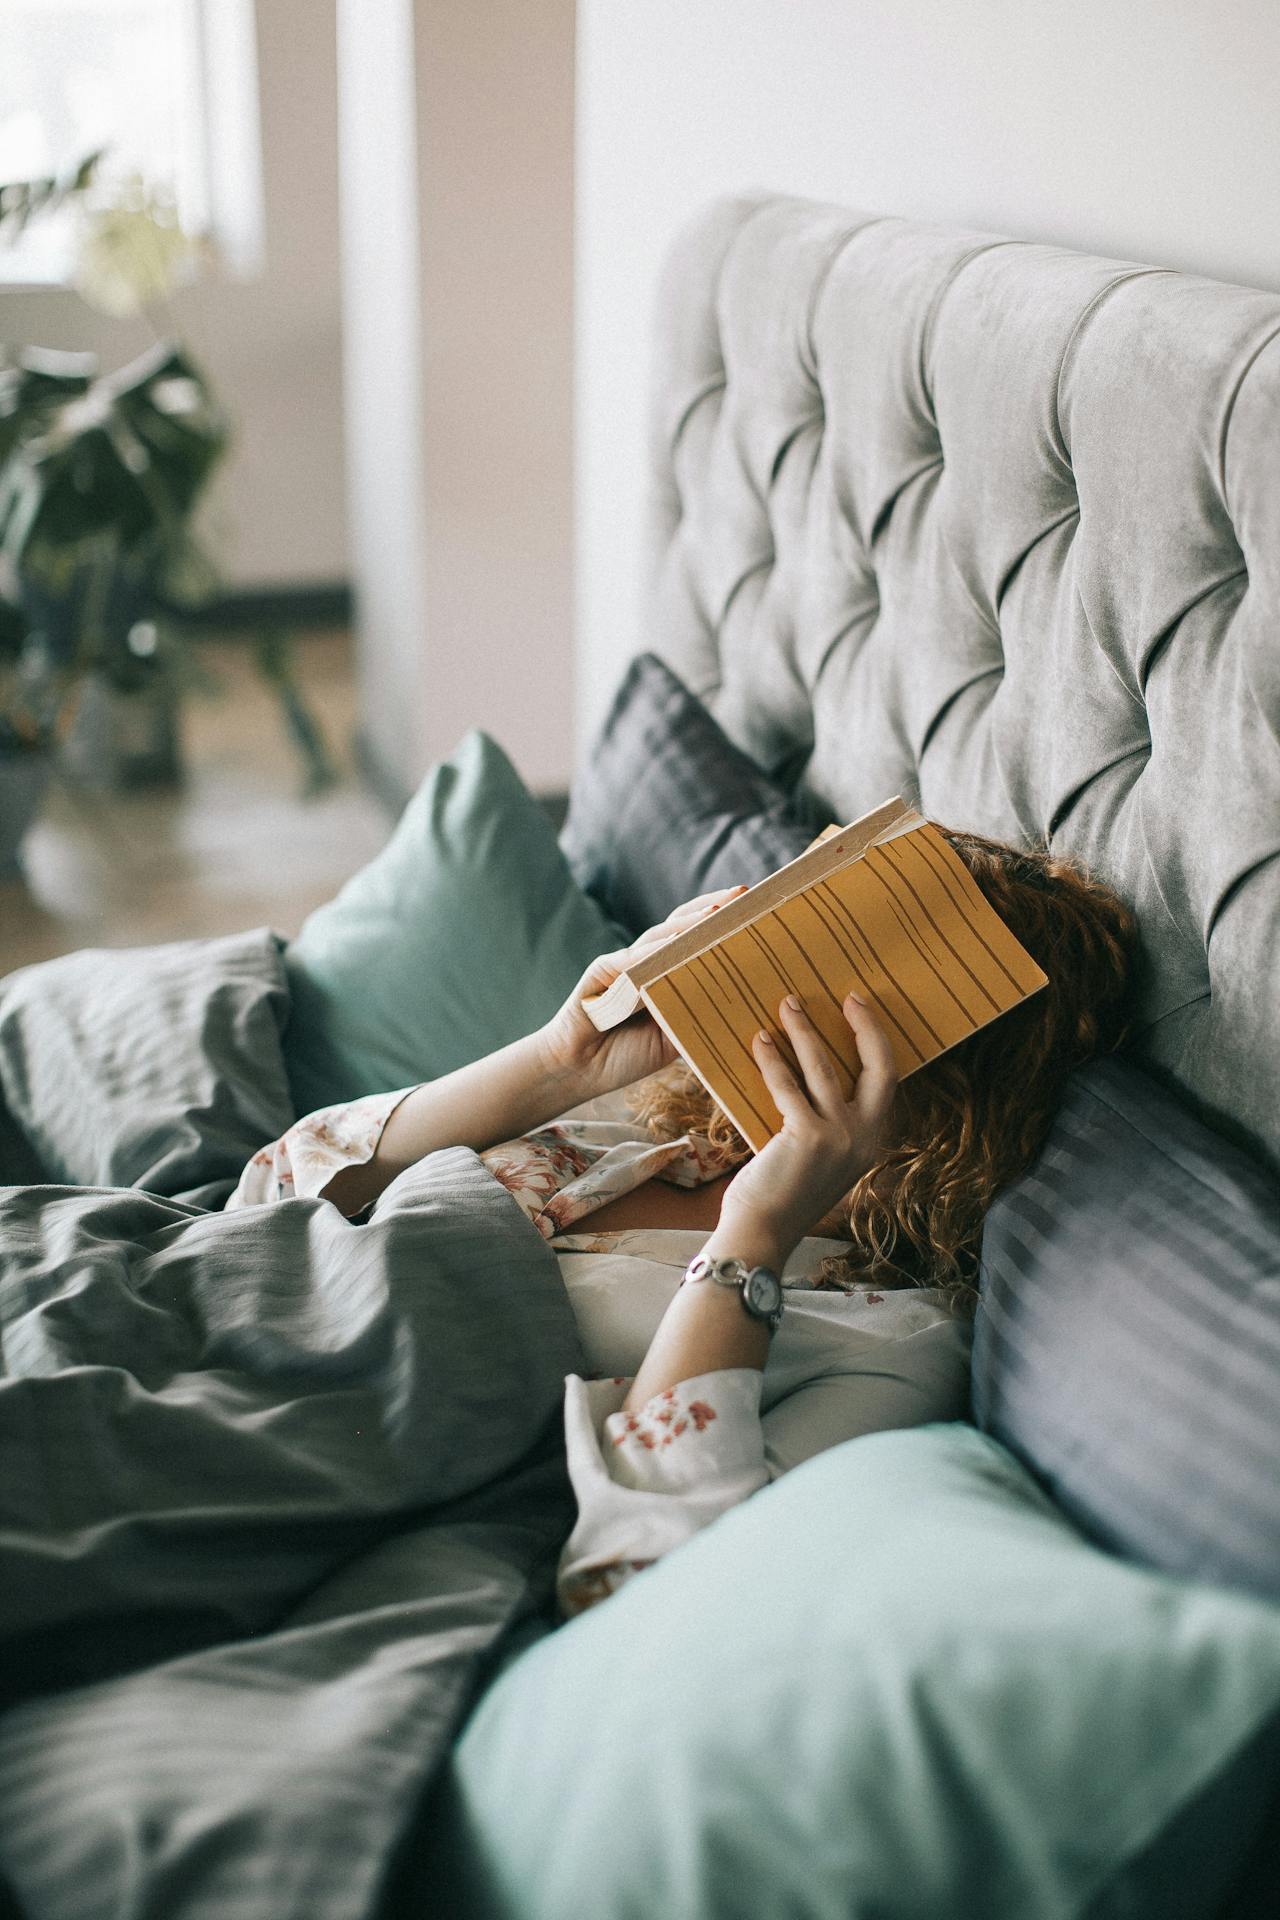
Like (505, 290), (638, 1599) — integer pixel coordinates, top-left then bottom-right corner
(681, 1253), (785, 1333)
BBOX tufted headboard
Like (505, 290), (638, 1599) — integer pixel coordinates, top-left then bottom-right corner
(645, 194), (1280, 1176)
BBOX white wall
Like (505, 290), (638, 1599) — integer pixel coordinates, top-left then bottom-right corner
(338, 0), (576, 797)
(576, 0), (1280, 751)
(336, 0), (427, 793)
(0, 0), (346, 590)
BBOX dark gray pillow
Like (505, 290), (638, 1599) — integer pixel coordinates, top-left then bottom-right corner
(0, 927), (294, 1206)
(972, 1056), (1280, 1601)
(561, 653), (820, 934)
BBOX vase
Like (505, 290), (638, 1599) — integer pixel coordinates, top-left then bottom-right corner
(0, 749), (51, 881)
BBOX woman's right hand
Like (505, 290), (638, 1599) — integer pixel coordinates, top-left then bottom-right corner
(538, 887), (748, 1099)
(713, 992), (899, 1268)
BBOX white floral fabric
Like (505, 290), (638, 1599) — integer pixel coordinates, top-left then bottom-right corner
(230, 1092), (972, 1620)
(557, 1366), (769, 1616)
(478, 1118), (730, 1236)
(551, 1229), (970, 1615)
(226, 1087), (418, 1208)
(225, 1083), (728, 1227)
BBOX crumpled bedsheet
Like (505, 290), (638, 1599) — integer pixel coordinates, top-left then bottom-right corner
(0, 1149), (584, 1920)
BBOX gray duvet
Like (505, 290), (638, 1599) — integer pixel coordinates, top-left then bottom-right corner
(0, 943), (586, 1920)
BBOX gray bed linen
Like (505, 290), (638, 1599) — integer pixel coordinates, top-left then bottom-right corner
(0, 1148), (585, 1920)
(0, 928), (295, 1207)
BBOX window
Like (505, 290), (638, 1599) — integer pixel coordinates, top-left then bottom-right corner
(0, 0), (263, 285)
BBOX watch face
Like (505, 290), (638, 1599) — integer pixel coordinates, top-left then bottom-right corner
(744, 1267), (783, 1320)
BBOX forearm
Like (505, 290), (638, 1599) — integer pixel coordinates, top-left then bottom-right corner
(621, 1214), (791, 1413)
(323, 1030), (590, 1216)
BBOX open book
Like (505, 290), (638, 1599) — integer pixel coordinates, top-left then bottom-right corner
(584, 797), (1049, 1152)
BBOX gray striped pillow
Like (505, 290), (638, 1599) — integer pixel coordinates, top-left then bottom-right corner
(561, 653), (818, 935)
(972, 1057), (1280, 1601)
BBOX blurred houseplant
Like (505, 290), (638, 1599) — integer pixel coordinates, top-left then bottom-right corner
(0, 154), (332, 871)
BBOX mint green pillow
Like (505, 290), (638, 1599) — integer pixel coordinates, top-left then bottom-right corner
(282, 731), (625, 1115)
(421, 1425), (1280, 1919)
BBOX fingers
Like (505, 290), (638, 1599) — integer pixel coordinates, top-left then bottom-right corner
(842, 993), (899, 1123)
(776, 995), (848, 1119)
(650, 886), (746, 933)
(626, 886), (748, 963)
(666, 884), (748, 922)
(768, 993), (898, 1129)
(751, 1028), (814, 1126)
(592, 889), (747, 1000)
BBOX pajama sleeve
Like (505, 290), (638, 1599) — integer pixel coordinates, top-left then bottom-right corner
(225, 1086), (420, 1210)
(556, 1368), (771, 1617)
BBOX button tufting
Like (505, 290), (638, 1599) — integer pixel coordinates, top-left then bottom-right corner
(645, 196), (1280, 1175)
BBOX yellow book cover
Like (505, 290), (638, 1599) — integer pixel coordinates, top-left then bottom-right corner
(584, 798), (1048, 1152)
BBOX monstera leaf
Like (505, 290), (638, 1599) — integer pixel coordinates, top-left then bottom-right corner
(111, 346), (228, 525)
(0, 349), (95, 471)
(0, 342), (227, 574)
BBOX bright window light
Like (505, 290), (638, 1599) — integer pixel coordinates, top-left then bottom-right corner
(0, 0), (263, 286)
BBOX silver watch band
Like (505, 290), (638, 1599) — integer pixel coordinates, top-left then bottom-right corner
(682, 1253), (785, 1333)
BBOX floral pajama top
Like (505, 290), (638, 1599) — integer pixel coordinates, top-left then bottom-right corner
(228, 1087), (972, 1617)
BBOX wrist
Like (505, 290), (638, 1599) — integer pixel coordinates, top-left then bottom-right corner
(702, 1207), (795, 1276)
(528, 1024), (598, 1112)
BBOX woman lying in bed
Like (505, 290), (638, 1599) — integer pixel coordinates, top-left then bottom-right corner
(229, 830), (1134, 1616)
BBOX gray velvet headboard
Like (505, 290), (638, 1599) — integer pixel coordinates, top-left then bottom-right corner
(646, 195), (1280, 1176)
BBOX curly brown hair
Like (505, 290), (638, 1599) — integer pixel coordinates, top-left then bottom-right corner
(629, 828), (1138, 1295)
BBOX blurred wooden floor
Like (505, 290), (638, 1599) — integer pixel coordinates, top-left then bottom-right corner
(0, 632), (393, 978)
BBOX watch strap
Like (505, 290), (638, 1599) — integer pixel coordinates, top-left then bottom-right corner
(682, 1253), (784, 1332)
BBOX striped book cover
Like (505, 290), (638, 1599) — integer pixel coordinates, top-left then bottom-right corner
(584, 797), (1048, 1152)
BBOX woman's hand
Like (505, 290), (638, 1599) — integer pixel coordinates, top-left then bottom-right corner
(538, 887), (747, 1099)
(714, 993), (899, 1269)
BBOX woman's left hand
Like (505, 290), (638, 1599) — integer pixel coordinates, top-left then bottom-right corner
(538, 887), (747, 1098)
(714, 993), (899, 1268)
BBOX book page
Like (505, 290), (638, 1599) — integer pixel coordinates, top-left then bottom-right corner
(643, 821), (1048, 1152)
